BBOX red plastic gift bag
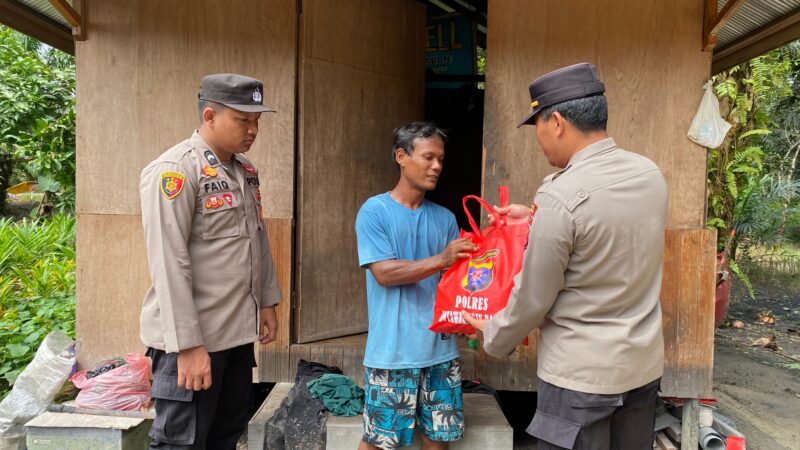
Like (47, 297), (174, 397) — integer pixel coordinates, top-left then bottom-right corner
(430, 186), (531, 335)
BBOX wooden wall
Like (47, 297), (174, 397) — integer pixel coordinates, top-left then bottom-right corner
(294, 0), (426, 343)
(479, 0), (717, 395)
(75, 0), (296, 372)
(74, 0), (718, 395)
(660, 228), (716, 398)
(482, 0), (711, 227)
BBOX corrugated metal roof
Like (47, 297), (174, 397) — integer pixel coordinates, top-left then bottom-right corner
(6, 0), (799, 56)
(15, 0), (73, 29)
(716, 0), (800, 48)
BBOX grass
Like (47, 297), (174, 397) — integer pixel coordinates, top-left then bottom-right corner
(740, 244), (800, 294)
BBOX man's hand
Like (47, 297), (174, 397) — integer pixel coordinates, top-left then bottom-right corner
(489, 203), (532, 226)
(259, 306), (278, 345)
(177, 345), (211, 391)
(461, 310), (485, 340)
(439, 238), (478, 268)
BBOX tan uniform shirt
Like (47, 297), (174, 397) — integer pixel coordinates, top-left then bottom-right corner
(140, 131), (282, 353)
(483, 138), (667, 395)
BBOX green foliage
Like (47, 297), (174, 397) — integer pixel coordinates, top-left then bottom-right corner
(707, 42), (800, 298)
(728, 258), (754, 298)
(0, 25), (75, 213)
(0, 296), (75, 393)
(0, 214), (75, 396)
(476, 46), (486, 90)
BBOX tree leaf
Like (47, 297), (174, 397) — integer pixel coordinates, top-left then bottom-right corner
(5, 343), (29, 358)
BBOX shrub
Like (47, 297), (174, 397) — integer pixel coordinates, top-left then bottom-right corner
(0, 214), (75, 396)
(0, 25), (75, 213)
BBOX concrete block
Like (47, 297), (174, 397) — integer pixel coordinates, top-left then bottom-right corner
(25, 412), (151, 450)
(326, 393), (513, 450)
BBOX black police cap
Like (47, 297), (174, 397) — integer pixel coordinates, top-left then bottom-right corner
(198, 73), (276, 113)
(517, 63), (605, 128)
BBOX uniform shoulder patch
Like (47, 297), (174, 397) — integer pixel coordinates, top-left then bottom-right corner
(160, 171), (186, 199)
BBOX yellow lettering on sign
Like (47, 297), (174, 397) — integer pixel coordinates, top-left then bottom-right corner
(426, 20), (466, 53)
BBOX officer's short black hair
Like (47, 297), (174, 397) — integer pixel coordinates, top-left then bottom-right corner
(197, 100), (224, 122)
(539, 96), (608, 133)
(392, 121), (448, 164)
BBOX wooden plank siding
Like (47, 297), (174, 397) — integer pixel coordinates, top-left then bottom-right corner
(294, 0), (427, 343)
(481, 0), (711, 228)
(72, 0), (717, 396)
(466, 0), (717, 393)
(255, 218), (294, 383)
(74, 0), (297, 369)
(660, 228), (717, 398)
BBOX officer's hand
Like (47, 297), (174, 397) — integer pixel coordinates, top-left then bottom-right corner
(490, 203), (532, 226)
(440, 238), (478, 268)
(460, 310), (484, 340)
(259, 307), (278, 345)
(177, 346), (212, 391)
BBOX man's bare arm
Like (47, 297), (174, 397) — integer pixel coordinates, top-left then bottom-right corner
(369, 238), (477, 287)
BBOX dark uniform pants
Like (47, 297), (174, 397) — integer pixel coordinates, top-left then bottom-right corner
(528, 378), (660, 450)
(147, 343), (256, 450)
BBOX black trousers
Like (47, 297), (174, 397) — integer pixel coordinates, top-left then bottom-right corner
(147, 343), (256, 450)
(528, 378), (660, 450)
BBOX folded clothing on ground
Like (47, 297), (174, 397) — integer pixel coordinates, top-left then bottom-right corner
(307, 373), (365, 417)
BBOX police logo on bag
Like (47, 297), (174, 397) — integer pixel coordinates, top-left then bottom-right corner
(462, 249), (499, 294)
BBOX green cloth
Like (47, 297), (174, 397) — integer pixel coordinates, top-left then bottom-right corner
(306, 373), (365, 417)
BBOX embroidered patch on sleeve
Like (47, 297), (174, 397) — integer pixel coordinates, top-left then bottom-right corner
(160, 172), (186, 200)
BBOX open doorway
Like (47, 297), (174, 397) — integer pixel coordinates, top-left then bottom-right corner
(422, 0), (487, 229)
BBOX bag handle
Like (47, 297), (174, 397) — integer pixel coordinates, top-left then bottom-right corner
(499, 185), (508, 208)
(462, 185), (508, 239)
(463, 195), (497, 238)
(498, 185), (508, 226)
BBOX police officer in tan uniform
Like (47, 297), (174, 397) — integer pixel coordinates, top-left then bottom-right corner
(463, 63), (668, 449)
(140, 73), (282, 449)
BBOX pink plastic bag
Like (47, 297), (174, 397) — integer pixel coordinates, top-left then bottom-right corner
(70, 352), (151, 411)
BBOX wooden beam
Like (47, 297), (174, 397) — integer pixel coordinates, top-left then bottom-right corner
(709, 0), (745, 36)
(703, 0), (746, 51)
(712, 8), (800, 74)
(0, 0), (74, 54)
(47, 0), (80, 27)
(70, 0), (85, 41)
(703, 0), (719, 51)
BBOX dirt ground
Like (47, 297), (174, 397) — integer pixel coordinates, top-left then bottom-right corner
(713, 279), (800, 450)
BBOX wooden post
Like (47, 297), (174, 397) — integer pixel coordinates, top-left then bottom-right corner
(681, 399), (700, 450)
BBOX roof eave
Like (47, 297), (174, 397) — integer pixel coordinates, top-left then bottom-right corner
(712, 8), (800, 74)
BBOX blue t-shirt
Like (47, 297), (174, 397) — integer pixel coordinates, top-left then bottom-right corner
(355, 192), (459, 369)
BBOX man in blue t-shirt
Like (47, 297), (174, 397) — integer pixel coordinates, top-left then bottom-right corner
(355, 122), (477, 450)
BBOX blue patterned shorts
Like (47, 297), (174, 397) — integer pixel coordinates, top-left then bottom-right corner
(362, 358), (464, 449)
